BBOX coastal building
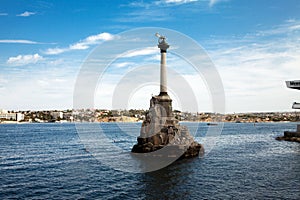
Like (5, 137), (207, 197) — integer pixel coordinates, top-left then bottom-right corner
(0, 109), (8, 114)
(50, 111), (63, 120)
(0, 112), (24, 121)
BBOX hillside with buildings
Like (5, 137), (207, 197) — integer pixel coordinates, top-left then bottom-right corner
(0, 109), (299, 123)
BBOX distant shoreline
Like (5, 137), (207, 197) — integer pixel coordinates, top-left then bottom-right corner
(1, 109), (299, 124)
(1, 120), (299, 124)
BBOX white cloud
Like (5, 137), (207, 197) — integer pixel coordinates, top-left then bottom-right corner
(118, 9), (171, 22)
(126, 0), (197, 7)
(0, 39), (39, 44)
(289, 24), (300, 31)
(255, 20), (300, 37)
(48, 58), (64, 66)
(69, 43), (89, 50)
(205, 20), (300, 112)
(44, 32), (115, 55)
(122, 47), (158, 58)
(17, 11), (36, 17)
(0, 76), (7, 90)
(209, 0), (227, 7)
(114, 62), (134, 68)
(70, 32), (115, 50)
(160, 0), (224, 7)
(164, 0), (198, 4)
(44, 47), (67, 55)
(85, 32), (115, 43)
(0, 71), (75, 110)
(122, 0), (230, 23)
(7, 53), (43, 66)
(44, 48), (64, 55)
(209, 0), (217, 7)
(127, 0), (199, 7)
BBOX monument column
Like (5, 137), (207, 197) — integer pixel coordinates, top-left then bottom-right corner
(131, 33), (203, 160)
(156, 33), (170, 96)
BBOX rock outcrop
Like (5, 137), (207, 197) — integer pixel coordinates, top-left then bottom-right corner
(276, 127), (300, 143)
(131, 93), (204, 159)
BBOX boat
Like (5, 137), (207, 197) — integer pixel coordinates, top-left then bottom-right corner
(207, 123), (218, 126)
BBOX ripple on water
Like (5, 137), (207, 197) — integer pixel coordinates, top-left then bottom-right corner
(0, 123), (299, 199)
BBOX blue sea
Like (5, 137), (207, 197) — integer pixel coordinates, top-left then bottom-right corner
(0, 122), (299, 199)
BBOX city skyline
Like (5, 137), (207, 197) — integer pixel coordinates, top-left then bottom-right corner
(0, 0), (300, 113)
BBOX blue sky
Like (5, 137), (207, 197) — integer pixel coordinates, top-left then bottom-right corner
(1, 0), (300, 112)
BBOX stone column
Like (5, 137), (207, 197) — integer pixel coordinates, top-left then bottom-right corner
(157, 35), (170, 96)
(160, 50), (167, 94)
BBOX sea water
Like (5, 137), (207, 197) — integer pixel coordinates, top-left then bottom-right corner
(0, 122), (299, 199)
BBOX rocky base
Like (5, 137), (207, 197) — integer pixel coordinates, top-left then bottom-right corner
(180, 141), (204, 159)
(131, 124), (204, 159)
(276, 131), (300, 143)
(131, 93), (204, 160)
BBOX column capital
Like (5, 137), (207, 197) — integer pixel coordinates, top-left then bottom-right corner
(156, 33), (170, 52)
(158, 42), (169, 52)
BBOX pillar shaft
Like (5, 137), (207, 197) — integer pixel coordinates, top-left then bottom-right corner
(160, 52), (167, 94)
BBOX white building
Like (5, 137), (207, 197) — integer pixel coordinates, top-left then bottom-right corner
(0, 109), (8, 114)
(0, 112), (24, 121)
(50, 111), (63, 119)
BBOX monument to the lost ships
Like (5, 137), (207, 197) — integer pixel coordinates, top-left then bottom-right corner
(131, 34), (204, 158)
